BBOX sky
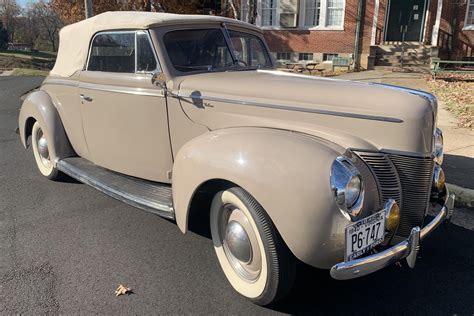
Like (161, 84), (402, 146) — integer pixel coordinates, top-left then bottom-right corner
(18, 0), (38, 8)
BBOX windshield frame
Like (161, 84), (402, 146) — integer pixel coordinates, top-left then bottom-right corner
(157, 24), (275, 76)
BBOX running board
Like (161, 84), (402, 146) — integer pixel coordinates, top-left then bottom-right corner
(57, 157), (174, 220)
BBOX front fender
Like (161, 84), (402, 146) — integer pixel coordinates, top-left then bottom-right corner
(18, 90), (75, 165)
(172, 127), (352, 268)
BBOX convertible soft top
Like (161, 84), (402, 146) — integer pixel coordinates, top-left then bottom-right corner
(50, 11), (256, 77)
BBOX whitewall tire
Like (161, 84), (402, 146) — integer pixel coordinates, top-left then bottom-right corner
(31, 121), (61, 180)
(210, 187), (295, 305)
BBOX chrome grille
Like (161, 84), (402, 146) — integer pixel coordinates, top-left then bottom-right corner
(356, 151), (434, 238)
(388, 154), (434, 237)
(355, 152), (402, 208)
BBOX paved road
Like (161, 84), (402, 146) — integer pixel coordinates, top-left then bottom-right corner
(0, 76), (473, 314)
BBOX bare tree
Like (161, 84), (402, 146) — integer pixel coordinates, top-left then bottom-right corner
(51, 0), (205, 24)
(228, 0), (239, 19)
(227, 0), (257, 24)
(29, 0), (62, 51)
(0, 0), (21, 42)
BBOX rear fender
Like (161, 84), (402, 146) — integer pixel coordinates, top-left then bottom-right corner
(18, 90), (75, 165)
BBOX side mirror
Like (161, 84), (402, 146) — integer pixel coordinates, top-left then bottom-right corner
(151, 71), (167, 90)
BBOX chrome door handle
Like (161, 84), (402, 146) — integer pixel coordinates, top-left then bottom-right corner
(80, 94), (93, 102)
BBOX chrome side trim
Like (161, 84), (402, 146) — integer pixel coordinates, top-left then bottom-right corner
(42, 79), (79, 88)
(42, 79), (165, 97)
(80, 82), (165, 97)
(330, 191), (455, 280)
(369, 82), (438, 134)
(177, 93), (404, 123)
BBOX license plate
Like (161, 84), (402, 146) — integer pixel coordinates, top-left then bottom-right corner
(345, 210), (385, 261)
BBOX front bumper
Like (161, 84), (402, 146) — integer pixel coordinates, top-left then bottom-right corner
(330, 192), (455, 280)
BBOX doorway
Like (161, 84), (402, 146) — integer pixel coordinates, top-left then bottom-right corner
(385, 0), (427, 42)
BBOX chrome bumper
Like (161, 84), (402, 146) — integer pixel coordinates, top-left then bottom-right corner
(330, 192), (455, 280)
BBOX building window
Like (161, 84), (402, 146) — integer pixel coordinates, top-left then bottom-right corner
(323, 53), (338, 62)
(261, 0), (278, 26)
(327, 0), (344, 26)
(276, 52), (291, 60)
(299, 53), (314, 61)
(304, 0), (321, 27)
(465, 0), (474, 29)
(279, 0), (298, 27)
(241, 0), (345, 30)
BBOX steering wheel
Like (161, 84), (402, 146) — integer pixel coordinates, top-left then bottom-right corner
(224, 59), (248, 68)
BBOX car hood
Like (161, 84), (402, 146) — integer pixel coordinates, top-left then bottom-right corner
(176, 70), (436, 154)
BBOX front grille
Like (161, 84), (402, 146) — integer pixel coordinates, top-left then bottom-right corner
(388, 154), (434, 237)
(356, 152), (434, 237)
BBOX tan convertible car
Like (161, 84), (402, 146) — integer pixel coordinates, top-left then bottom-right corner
(19, 12), (455, 305)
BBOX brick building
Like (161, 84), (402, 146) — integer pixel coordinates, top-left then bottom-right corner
(221, 0), (474, 69)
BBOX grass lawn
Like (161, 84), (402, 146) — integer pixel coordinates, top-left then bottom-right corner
(427, 76), (474, 129)
(0, 49), (56, 61)
(10, 68), (50, 76)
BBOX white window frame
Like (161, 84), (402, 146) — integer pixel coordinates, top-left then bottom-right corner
(303, 0), (321, 27)
(464, 0), (474, 31)
(325, 0), (345, 27)
(242, 0), (345, 31)
(258, 0), (279, 27)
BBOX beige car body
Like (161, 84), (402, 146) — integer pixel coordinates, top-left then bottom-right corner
(19, 12), (447, 271)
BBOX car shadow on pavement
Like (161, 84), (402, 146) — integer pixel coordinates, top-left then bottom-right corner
(443, 154), (474, 189)
(270, 221), (474, 314)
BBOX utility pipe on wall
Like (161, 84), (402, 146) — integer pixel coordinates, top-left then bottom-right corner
(354, 0), (364, 71)
(85, 0), (93, 19)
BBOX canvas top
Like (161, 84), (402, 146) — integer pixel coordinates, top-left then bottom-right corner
(50, 11), (256, 77)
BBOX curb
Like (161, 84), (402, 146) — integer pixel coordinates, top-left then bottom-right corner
(447, 183), (474, 209)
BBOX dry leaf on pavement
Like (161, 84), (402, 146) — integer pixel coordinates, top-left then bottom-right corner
(115, 284), (132, 296)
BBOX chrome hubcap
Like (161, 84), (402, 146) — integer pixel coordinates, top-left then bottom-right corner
(38, 136), (49, 159)
(36, 129), (51, 167)
(225, 221), (252, 263)
(220, 204), (261, 282)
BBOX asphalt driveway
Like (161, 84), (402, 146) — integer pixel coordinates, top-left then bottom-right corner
(0, 76), (473, 314)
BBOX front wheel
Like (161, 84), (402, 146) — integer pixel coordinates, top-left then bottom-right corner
(31, 121), (61, 180)
(210, 187), (295, 305)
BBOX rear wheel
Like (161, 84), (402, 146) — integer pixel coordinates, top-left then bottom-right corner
(210, 187), (295, 305)
(31, 121), (61, 180)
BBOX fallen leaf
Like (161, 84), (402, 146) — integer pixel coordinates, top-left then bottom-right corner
(115, 284), (132, 296)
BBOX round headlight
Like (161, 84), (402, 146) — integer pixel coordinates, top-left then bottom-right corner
(434, 128), (443, 165)
(345, 175), (361, 207)
(330, 157), (364, 218)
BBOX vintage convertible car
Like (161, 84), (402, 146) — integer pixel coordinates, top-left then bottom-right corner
(19, 12), (455, 305)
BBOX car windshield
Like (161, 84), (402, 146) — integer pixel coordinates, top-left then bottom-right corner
(163, 28), (273, 73)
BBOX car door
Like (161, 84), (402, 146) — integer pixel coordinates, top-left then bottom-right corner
(79, 30), (173, 183)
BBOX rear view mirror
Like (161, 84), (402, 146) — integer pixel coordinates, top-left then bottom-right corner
(151, 71), (167, 90)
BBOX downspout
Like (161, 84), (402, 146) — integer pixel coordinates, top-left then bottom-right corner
(354, 0), (364, 71)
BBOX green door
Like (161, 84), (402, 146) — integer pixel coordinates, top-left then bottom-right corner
(386, 0), (426, 42)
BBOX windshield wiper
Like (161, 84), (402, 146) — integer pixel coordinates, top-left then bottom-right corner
(175, 65), (216, 72)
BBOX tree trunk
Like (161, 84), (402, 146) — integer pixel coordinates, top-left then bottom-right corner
(228, 0), (239, 19)
(144, 0), (152, 12)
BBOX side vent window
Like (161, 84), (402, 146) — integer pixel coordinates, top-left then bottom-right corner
(136, 31), (158, 72)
